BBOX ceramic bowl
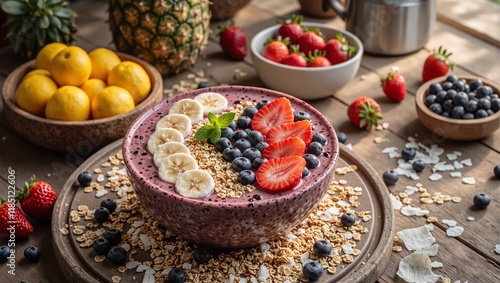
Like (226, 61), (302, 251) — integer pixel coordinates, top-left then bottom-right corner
(123, 86), (339, 249)
(250, 22), (363, 100)
(2, 53), (163, 152)
(415, 75), (500, 140)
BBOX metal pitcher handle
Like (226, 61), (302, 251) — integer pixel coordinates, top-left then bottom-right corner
(322, 0), (347, 20)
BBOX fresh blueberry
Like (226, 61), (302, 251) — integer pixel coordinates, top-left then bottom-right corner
(478, 98), (491, 110)
(228, 121), (237, 131)
(312, 132), (327, 145)
(442, 111), (450, 118)
(487, 109), (495, 116)
(256, 100), (269, 109)
(252, 157), (267, 170)
(382, 170), (399, 185)
(313, 240), (332, 257)
(107, 247), (127, 266)
(232, 130), (248, 141)
(473, 193), (491, 209)
(234, 138), (252, 153)
(442, 99), (454, 112)
(24, 246), (41, 263)
(0, 246), (10, 263)
(215, 137), (232, 153)
(168, 267), (186, 283)
(307, 142), (323, 156)
(193, 246), (212, 264)
(494, 164), (500, 179)
(469, 79), (482, 91)
(428, 83), (442, 95)
(401, 147), (416, 161)
(236, 115), (252, 129)
(429, 103), (443, 115)
(94, 207), (110, 223)
(243, 148), (261, 162)
(451, 106), (465, 118)
(465, 100), (478, 113)
(424, 94), (437, 107)
(221, 127), (235, 140)
(242, 107), (258, 118)
(475, 109), (489, 118)
(412, 160), (425, 172)
(435, 90), (446, 103)
(445, 89), (457, 101)
(476, 86), (491, 98)
(92, 238), (112, 255)
(452, 80), (465, 91)
(293, 110), (311, 121)
(238, 170), (256, 185)
(446, 74), (458, 83)
(302, 167), (310, 178)
(340, 213), (356, 227)
(77, 171), (92, 186)
(491, 98), (500, 112)
(462, 112), (475, 119)
(302, 261), (324, 281)
(336, 132), (347, 144)
(247, 130), (264, 146)
(467, 91), (477, 101)
(197, 82), (210, 88)
(254, 141), (269, 152)
(453, 91), (468, 106)
(232, 157), (252, 172)
(100, 198), (117, 214)
(442, 81), (453, 91)
(222, 147), (241, 162)
(104, 229), (122, 246)
(303, 154), (320, 169)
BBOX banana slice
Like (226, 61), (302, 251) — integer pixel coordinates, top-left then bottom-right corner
(147, 128), (184, 154)
(153, 141), (191, 167)
(155, 113), (192, 137)
(175, 169), (215, 198)
(169, 98), (204, 123)
(194, 92), (228, 115)
(158, 153), (198, 183)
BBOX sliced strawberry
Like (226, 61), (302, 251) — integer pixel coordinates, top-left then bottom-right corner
(256, 156), (306, 193)
(262, 137), (305, 159)
(266, 120), (312, 145)
(251, 97), (294, 135)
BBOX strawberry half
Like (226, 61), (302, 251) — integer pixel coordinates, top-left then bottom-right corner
(262, 137), (306, 159)
(0, 199), (34, 239)
(17, 176), (58, 220)
(256, 156), (306, 193)
(251, 97), (294, 135)
(266, 120), (312, 145)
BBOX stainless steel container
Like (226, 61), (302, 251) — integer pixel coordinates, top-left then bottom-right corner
(323, 0), (436, 55)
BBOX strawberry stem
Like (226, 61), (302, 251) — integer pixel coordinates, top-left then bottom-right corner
(357, 101), (383, 130)
(17, 175), (37, 201)
(433, 46), (454, 70)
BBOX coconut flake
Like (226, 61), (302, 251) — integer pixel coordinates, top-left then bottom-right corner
(390, 194), (403, 210)
(260, 242), (270, 252)
(460, 158), (472, 166)
(136, 264), (150, 272)
(450, 172), (462, 178)
(258, 264), (269, 282)
(182, 262), (192, 270)
(467, 216), (475, 221)
(396, 253), (441, 283)
(342, 243), (354, 254)
(140, 234), (155, 248)
(431, 261), (444, 268)
(345, 143), (353, 150)
(126, 261), (141, 269)
(96, 174), (105, 182)
(142, 267), (156, 283)
(446, 226), (464, 237)
(442, 219), (457, 227)
(120, 243), (131, 251)
(462, 177), (475, 185)
(397, 225), (436, 251)
(429, 173), (442, 181)
(281, 257), (295, 268)
(382, 122), (390, 129)
(383, 147), (398, 154)
(327, 206), (340, 215)
(417, 244), (439, 256)
(224, 274), (235, 283)
(401, 205), (429, 217)
(321, 211), (333, 221)
(495, 245), (500, 255)
(239, 277), (248, 283)
(133, 220), (145, 228)
(95, 189), (108, 198)
(300, 252), (312, 265)
(344, 231), (353, 239)
(297, 228), (306, 235)
(405, 186), (419, 196)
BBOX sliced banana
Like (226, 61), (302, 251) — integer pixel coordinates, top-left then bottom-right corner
(158, 153), (198, 183)
(169, 98), (204, 123)
(147, 128), (184, 154)
(155, 113), (192, 137)
(175, 169), (215, 198)
(194, 92), (228, 115)
(153, 141), (191, 167)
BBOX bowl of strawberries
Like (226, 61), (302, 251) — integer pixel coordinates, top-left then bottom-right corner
(250, 20), (363, 100)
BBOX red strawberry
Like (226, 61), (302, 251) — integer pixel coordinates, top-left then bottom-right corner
(17, 176), (58, 220)
(251, 97), (294, 135)
(266, 120), (312, 145)
(324, 33), (356, 65)
(275, 14), (304, 44)
(256, 156), (306, 193)
(0, 198), (34, 238)
(308, 50), (332, 67)
(422, 46), (454, 82)
(218, 21), (247, 60)
(381, 70), (406, 102)
(262, 137), (306, 160)
(296, 29), (326, 55)
(280, 45), (307, 67)
(262, 37), (290, 63)
(347, 96), (383, 130)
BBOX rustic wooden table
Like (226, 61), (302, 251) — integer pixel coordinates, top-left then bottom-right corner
(0, 0), (499, 282)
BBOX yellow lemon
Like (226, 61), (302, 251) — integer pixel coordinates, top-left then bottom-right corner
(108, 61), (151, 104)
(80, 78), (107, 101)
(88, 47), (121, 81)
(91, 86), (135, 119)
(50, 46), (92, 87)
(23, 69), (52, 80)
(34, 42), (67, 71)
(45, 86), (90, 121)
(15, 74), (58, 117)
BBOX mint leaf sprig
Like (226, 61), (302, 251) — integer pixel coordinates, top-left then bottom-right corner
(194, 112), (235, 143)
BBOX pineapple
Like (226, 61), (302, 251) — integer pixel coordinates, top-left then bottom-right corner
(0, 0), (77, 58)
(108, 0), (211, 76)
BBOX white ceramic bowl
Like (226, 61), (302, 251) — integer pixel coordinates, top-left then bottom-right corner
(250, 22), (363, 100)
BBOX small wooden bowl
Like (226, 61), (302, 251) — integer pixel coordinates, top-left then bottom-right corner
(415, 75), (500, 140)
(1, 53), (163, 152)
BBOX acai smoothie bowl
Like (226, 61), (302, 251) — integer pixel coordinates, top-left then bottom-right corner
(123, 86), (339, 249)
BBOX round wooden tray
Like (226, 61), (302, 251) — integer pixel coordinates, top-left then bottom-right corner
(52, 139), (394, 283)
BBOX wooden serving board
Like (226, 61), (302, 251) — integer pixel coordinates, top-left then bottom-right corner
(52, 139), (394, 283)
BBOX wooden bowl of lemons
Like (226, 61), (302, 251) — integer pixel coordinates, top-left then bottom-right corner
(2, 48), (163, 152)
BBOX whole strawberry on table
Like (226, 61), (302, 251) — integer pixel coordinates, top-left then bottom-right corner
(347, 96), (383, 130)
(0, 198), (33, 239)
(381, 68), (407, 102)
(219, 20), (247, 61)
(17, 176), (58, 221)
(422, 46), (454, 82)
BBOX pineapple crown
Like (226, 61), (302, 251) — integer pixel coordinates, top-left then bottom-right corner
(0, 0), (77, 58)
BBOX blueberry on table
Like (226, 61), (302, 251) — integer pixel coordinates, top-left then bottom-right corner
(24, 246), (41, 263)
(104, 229), (122, 246)
(302, 261), (324, 281)
(0, 245), (10, 263)
(336, 131), (347, 144)
(412, 160), (426, 172)
(340, 213), (356, 227)
(77, 171), (92, 186)
(94, 207), (110, 223)
(494, 164), (500, 179)
(401, 147), (416, 161)
(313, 240), (332, 257)
(473, 193), (491, 209)
(193, 246), (212, 264)
(92, 238), (112, 255)
(168, 267), (186, 283)
(382, 170), (399, 185)
(238, 170), (256, 185)
(100, 198), (117, 213)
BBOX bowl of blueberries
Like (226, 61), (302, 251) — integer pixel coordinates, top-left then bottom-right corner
(415, 74), (500, 140)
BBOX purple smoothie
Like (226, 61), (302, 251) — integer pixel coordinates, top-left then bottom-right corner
(123, 86), (339, 249)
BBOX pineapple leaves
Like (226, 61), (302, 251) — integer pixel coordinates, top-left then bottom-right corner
(1, 1), (29, 15)
(39, 14), (50, 29)
(53, 7), (74, 18)
(50, 15), (61, 30)
(46, 0), (64, 6)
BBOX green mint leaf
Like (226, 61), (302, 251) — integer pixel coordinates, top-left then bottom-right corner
(194, 125), (215, 140)
(217, 112), (236, 128)
(209, 126), (222, 144)
(208, 112), (218, 126)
